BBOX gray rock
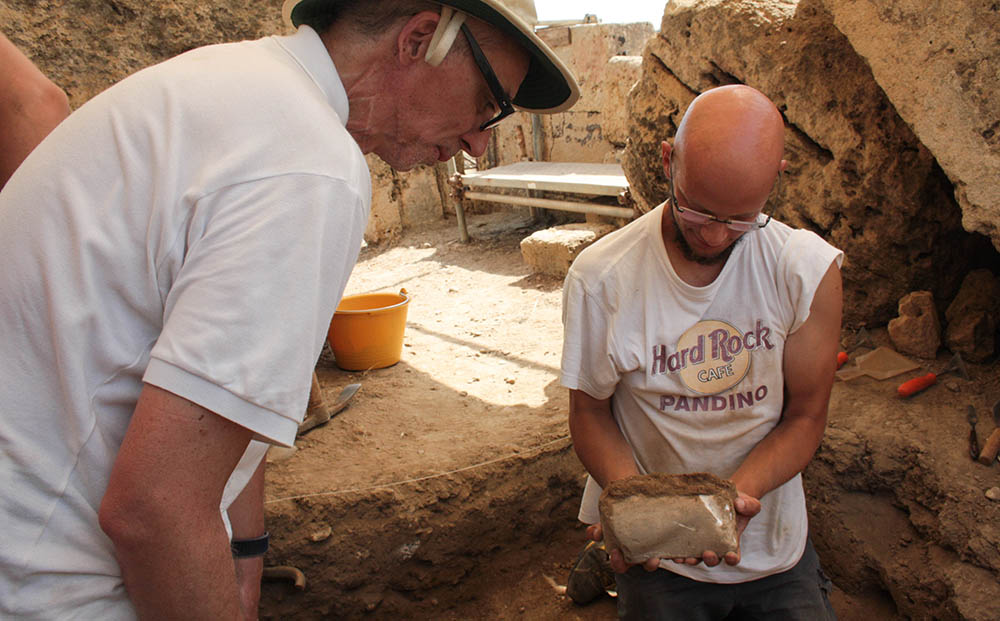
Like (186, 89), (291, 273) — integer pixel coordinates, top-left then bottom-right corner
(599, 472), (738, 563)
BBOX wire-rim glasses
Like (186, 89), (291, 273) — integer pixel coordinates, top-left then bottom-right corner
(668, 163), (781, 233)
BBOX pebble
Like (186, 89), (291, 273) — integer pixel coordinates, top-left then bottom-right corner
(986, 487), (1000, 501)
(309, 525), (332, 542)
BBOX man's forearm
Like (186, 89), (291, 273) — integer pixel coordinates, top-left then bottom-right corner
(228, 458), (266, 618)
(100, 384), (258, 619)
(730, 407), (827, 500)
(112, 512), (244, 619)
(568, 390), (639, 488)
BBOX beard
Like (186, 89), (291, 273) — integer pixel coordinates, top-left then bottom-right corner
(671, 207), (744, 266)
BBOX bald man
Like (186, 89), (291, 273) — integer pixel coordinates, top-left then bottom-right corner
(561, 85), (842, 619)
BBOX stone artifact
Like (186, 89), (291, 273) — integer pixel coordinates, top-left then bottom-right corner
(887, 291), (941, 359)
(598, 472), (738, 564)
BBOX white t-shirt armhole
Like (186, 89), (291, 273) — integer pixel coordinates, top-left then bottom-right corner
(144, 357), (297, 447)
(781, 230), (844, 335)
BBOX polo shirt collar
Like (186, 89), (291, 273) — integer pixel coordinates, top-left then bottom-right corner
(275, 25), (350, 126)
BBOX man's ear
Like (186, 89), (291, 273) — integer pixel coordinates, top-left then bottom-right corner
(661, 140), (673, 179)
(397, 11), (441, 66)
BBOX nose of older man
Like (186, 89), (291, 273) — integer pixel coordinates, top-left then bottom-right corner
(460, 127), (493, 158)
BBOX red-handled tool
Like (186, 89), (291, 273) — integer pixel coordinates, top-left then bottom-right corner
(897, 353), (968, 398)
(835, 328), (873, 370)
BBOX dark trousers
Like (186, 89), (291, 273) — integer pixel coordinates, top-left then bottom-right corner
(615, 539), (837, 621)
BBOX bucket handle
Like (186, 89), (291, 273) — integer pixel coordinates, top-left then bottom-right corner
(399, 287), (409, 301)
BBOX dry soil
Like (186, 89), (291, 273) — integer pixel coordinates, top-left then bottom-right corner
(259, 211), (999, 620)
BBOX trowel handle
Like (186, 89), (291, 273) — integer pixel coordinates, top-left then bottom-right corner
(897, 373), (937, 398)
(978, 429), (1000, 465)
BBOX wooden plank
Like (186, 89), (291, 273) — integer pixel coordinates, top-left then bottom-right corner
(460, 161), (628, 196)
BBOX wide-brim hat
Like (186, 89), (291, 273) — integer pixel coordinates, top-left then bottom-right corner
(283, 0), (581, 113)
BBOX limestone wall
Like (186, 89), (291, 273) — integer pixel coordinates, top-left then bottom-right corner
(486, 21), (654, 167)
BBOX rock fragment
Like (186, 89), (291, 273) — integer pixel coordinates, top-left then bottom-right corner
(888, 291), (941, 359)
(944, 269), (999, 363)
(599, 472), (738, 564)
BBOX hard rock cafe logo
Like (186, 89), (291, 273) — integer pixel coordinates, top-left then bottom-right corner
(651, 319), (774, 395)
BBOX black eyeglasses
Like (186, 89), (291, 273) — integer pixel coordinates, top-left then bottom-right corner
(668, 162), (780, 232)
(460, 23), (517, 132)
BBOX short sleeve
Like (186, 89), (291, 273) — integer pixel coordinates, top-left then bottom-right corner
(560, 270), (621, 400)
(779, 230), (844, 335)
(146, 173), (367, 447)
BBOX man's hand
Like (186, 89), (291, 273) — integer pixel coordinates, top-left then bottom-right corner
(669, 491), (762, 567)
(586, 523), (661, 574)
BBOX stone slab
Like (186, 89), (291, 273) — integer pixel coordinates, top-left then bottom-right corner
(599, 472), (739, 563)
(519, 223), (615, 277)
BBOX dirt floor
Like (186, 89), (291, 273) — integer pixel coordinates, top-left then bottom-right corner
(258, 211), (1000, 620)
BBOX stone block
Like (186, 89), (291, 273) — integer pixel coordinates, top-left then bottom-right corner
(600, 56), (643, 147)
(945, 269), (1000, 324)
(519, 223), (615, 277)
(944, 269), (999, 362)
(945, 312), (995, 363)
(598, 472), (738, 564)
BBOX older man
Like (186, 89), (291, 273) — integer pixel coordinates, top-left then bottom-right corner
(0, 1), (577, 618)
(562, 85), (842, 619)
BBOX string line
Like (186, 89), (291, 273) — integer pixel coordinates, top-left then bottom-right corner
(265, 434), (572, 505)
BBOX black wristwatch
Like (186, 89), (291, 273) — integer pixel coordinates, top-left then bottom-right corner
(231, 532), (269, 558)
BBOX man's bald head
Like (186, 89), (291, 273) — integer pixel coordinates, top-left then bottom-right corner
(671, 85), (786, 208)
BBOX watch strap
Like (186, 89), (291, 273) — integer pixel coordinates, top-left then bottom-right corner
(231, 532), (269, 558)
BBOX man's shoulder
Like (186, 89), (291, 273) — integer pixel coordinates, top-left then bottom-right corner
(570, 205), (661, 282)
(754, 219), (840, 262)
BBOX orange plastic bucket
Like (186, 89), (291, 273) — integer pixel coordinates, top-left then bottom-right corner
(328, 288), (410, 371)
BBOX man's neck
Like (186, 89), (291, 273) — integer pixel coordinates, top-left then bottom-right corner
(320, 26), (394, 154)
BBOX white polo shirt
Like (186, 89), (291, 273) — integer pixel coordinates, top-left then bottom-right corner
(0, 26), (370, 618)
